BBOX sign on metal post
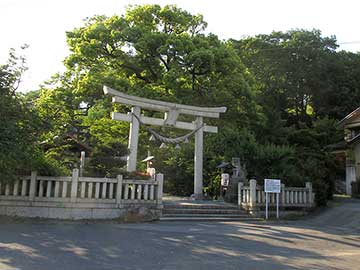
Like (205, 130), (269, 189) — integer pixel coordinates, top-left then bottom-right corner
(264, 179), (281, 219)
(265, 179), (281, 193)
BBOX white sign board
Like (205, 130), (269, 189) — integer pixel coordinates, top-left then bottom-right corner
(221, 173), (230, 186)
(264, 179), (281, 220)
(264, 179), (281, 193)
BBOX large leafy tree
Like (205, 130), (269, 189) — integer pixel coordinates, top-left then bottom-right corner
(34, 4), (259, 180)
(231, 30), (353, 203)
(0, 49), (42, 180)
(232, 30), (339, 129)
(316, 51), (360, 119)
(64, 4), (257, 121)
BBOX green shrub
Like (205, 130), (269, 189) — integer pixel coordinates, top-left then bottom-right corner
(313, 179), (329, 206)
(85, 140), (127, 177)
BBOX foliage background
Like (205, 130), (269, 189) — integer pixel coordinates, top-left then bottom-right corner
(1, 4), (358, 205)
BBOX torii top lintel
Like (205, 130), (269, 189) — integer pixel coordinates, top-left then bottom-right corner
(103, 86), (227, 119)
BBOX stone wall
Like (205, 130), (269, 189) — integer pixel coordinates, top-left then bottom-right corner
(0, 170), (163, 221)
(238, 180), (315, 211)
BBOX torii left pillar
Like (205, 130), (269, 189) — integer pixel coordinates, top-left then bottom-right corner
(127, 106), (140, 172)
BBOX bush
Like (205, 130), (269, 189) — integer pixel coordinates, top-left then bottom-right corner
(313, 179), (329, 206)
(85, 140), (127, 177)
(33, 152), (69, 176)
(251, 143), (299, 186)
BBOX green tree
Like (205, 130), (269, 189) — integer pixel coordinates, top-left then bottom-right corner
(232, 29), (338, 129)
(85, 140), (128, 177)
(34, 4), (259, 184)
(231, 30), (350, 205)
(0, 49), (45, 180)
(64, 5), (257, 119)
(314, 51), (360, 119)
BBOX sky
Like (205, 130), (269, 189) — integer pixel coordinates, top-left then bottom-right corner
(1, 0), (360, 92)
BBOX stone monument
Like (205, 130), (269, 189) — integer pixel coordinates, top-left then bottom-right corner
(225, 157), (247, 202)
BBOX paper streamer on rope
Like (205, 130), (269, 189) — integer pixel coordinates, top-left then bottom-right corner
(131, 113), (204, 144)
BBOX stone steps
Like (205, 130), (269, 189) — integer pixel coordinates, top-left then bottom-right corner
(163, 203), (239, 210)
(163, 208), (247, 215)
(160, 216), (261, 222)
(161, 201), (261, 222)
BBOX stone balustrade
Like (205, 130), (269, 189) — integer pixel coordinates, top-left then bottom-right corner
(0, 169), (163, 220)
(238, 180), (314, 210)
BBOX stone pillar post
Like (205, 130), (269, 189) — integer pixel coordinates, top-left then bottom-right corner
(116, 175), (123, 205)
(70, 169), (79, 202)
(156, 173), (164, 204)
(29, 171), (37, 201)
(127, 106), (141, 172)
(346, 164), (356, 195)
(305, 182), (313, 206)
(80, 151), (85, 177)
(354, 144), (360, 180)
(194, 116), (204, 200)
(281, 183), (285, 205)
(249, 179), (257, 209)
(238, 182), (244, 206)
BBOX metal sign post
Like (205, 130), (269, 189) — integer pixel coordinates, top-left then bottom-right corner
(276, 193), (279, 219)
(264, 179), (281, 220)
(265, 192), (269, 219)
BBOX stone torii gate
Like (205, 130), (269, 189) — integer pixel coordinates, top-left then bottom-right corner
(104, 86), (226, 199)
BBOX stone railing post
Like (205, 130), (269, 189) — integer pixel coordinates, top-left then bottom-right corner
(29, 171), (37, 201)
(281, 184), (285, 205)
(116, 175), (123, 205)
(70, 169), (79, 202)
(156, 173), (164, 204)
(249, 179), (257, 209)
(305, 182), (313, 206)
(238, 182), (244, 206)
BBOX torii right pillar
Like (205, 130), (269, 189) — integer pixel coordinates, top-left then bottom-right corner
(194, 116), (204, 200)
